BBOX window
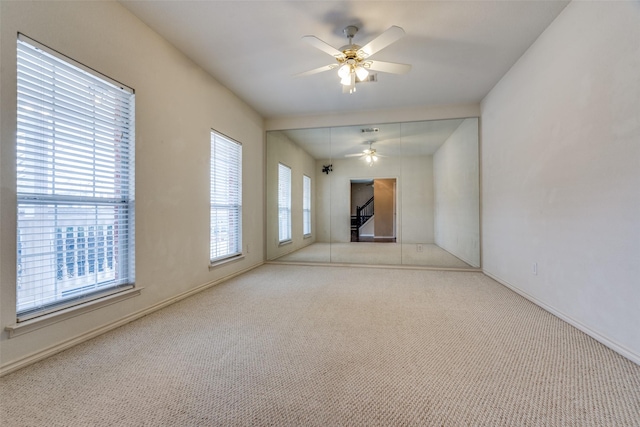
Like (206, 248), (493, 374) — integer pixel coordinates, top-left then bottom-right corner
(278, 163), (292, 242)
(16, 35), (135, 319)
(303, 175), (311, 236)
(210, 131), (242, 262)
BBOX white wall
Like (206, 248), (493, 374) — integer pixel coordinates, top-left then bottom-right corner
(434, 118), (480, 267)
(315, 155), (434, 244)
(266, 132), (316, 259)
(0, 1), (264, 373)
(481, 1), (640, 362)
(399, 156), (435, 244)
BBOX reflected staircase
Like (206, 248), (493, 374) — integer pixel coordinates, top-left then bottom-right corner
(351, 196), (374, 242)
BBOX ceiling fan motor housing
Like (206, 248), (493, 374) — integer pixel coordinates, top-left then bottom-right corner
(343, 25), (359, 38)
(338, 26), (371, 64)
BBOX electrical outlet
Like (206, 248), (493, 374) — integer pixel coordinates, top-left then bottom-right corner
(417, 244), (423, 253)
(533, 262), (538, 275)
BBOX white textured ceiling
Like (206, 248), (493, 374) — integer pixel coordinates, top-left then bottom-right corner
(119, 1), (569, 120)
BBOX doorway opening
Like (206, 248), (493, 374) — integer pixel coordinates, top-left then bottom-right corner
(350, 178), (396, 242)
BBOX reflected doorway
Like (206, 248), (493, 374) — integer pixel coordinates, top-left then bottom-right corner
(350, 178), (396, 242)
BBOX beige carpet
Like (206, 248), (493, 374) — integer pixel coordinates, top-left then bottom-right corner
(1, 265), (639, 426)
(276, 242), (474, 268)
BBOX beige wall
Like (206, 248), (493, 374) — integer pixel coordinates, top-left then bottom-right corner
(0, 1), (264, 373)
(481, 1), (640, 363)
(265, 132), (316, 259)
(351, 183), (374, 215)
(400, 156), (435, 244)
(374, 179), (396, 238)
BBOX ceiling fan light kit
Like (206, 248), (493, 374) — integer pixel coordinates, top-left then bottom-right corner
(365, 151), (378, 165)
(298, 24), (411, 94)
(355, 66), (369, 81)
(345, 141), (381, 166)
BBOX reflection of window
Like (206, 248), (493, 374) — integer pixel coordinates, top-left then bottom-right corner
(210, 131), (242, 262)
(278, 163), (292, 242)
(303, 175), (311, 236)
(16, 35), (135, 319)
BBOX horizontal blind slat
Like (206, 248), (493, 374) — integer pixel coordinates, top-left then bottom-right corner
(17, 78), (133, 123)
(17, 95), (132, 139)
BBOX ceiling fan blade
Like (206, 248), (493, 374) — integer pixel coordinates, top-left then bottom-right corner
(294, 64), (338, 77)
(345, 153), (364, 157)
(358, 26), (406, 58)
(302, 36), (345, 59)
(366, 60), (411, 75)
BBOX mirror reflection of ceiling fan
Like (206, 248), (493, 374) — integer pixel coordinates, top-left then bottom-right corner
(296, 25), (412, 94)
(345, 141), (385, 165)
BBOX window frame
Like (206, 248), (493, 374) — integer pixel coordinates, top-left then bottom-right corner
(210, 130), (243, 264)
(15, 34), (136, 321)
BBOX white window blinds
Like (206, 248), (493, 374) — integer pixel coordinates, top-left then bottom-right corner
(303, 175), (311, 236)
(278, 163), (292, 242)
(210, 131), (242, 262)
(16, 35), (135, 319)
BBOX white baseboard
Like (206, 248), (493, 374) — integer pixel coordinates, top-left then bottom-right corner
(484, 270), (640, 366)
(0, 262), (264, 377)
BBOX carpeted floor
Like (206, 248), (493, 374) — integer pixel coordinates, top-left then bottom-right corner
(1, 264), (639, 426)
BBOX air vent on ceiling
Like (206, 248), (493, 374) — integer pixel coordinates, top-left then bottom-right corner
(357, 73), (378, 83)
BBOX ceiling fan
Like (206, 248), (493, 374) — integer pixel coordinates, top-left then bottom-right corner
(296, 25), (411, 94)
(345, 141), (384, 165)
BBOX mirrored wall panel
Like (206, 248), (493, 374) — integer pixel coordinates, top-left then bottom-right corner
(266, 118), (480, 269)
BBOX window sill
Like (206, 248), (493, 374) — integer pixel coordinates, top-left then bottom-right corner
(303, 234), (312, 239)
(278, 240), (292, 247)
(5, 287), (143, 338)
(209, 254), (245, 270)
